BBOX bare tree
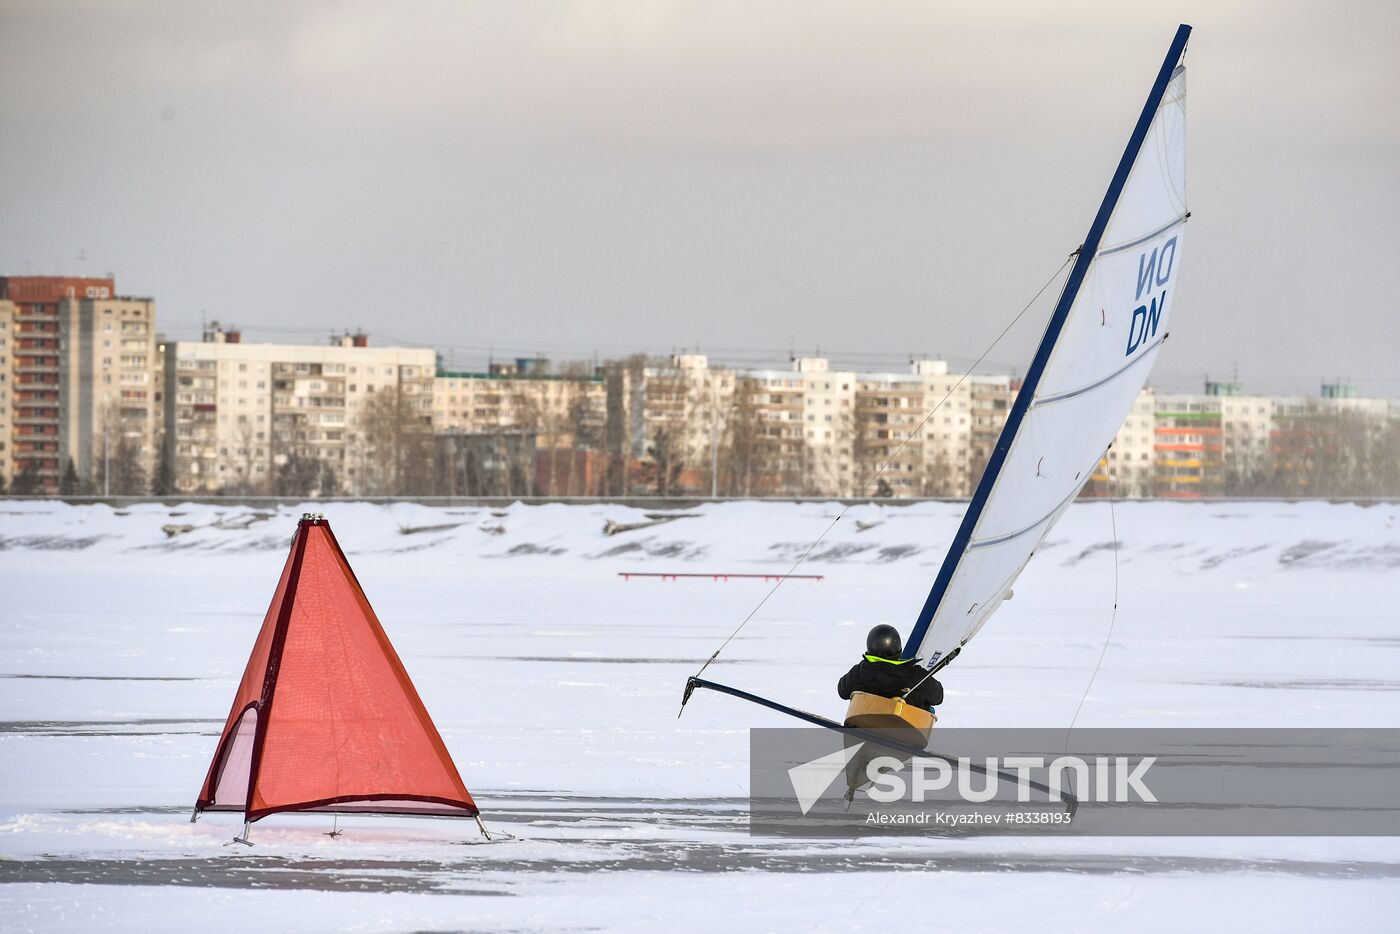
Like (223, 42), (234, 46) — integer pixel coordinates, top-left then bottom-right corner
(922, 446), (959, 497)
(602, 361), (629, 497)
(850, 415), (878, 498)
(564, 383), (596, 496)
(1244, 407), (1400, 497)
(504, 388), (541, 496)
(151, 444), (175, 496)
(225, 421), (265, 495)
(556, 362), (605, 497)
(641, 425), (685, 496)
(274, 451), (321, 497)
(355, 385), (439, 496)
(717, 383), (763, 497)
(318, 460), (340, 497)
(538, 382), (567, 497)
(96, 437), (146, 495)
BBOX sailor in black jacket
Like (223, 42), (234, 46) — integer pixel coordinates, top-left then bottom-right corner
(837, 625), (944, 711)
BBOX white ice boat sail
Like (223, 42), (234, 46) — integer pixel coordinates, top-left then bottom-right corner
(906, 24), (1190, 673)
(684, 24), (1191, 735)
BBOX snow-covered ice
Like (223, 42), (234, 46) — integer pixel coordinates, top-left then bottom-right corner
(1, 498), (1398, 931)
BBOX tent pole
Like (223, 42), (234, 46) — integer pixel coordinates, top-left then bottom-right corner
(189, 808), (199, 824)
(232, 820), (254, 846)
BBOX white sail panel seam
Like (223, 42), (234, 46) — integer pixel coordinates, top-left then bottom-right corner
(1098, 214), (1188, 258)
(1032, 337), (1166, 408)
(966, 480), (1082, 551)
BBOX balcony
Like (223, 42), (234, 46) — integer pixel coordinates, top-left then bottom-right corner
(15, 364), (60, 375)
(14, 415), (59, 426)
(13, 455), (60, 471)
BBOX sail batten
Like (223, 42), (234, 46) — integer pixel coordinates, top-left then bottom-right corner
(1099, 214), (1189, 258)
(1033, 337), (1166, 407)
(906, 25), (1192, 668)
(967, 476), (1096, 551)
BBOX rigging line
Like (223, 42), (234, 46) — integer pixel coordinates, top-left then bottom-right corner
(1058, 466), (1120, 809)
(687, 254), (1075, 685)
(1067, 467), (1121, 742)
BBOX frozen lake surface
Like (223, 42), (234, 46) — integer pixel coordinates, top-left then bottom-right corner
(2, 499), (1398, 931)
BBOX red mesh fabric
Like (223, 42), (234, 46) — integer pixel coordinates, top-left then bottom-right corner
(195, 520), (477, 820)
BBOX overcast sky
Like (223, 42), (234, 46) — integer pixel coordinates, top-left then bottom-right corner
(2, 1), (1396, 394)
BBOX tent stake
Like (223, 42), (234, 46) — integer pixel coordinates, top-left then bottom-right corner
(189, 808), (199, 824)
(474, 815), (492, 841)
(231, 821), (254, 846)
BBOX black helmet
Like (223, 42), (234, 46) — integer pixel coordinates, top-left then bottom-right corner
(866, 624), (903, 659)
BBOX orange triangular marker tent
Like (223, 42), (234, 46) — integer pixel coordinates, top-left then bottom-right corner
(194, 514), (478, 827)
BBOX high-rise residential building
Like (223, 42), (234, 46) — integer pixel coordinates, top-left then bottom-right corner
(796, 357), (857, 496)
(163, 327), (436, 494)
(854, 368), (930, 497)
(850, 360), (994, 498)
(0, 276), (117, 492)
(0, 300), (13, 488)
(733, 366), (807, 494)
(59, 294), (159, 492)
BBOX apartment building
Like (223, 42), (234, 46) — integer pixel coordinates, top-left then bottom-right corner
(1089, 388), (1157, 497)
(1217, 383), (1274, 480)
(0, 300), (12, 488)
(0, 276), (119, 492)
(733, 366), (806, 494)
(854, 369), (928, 497)
(852, 361), (1002, 498)
(164, 327), (435, 494)
(969, 374), (1014, 480)
(1, 266), (1384, 501)
(797, 357), (857, 496)
(638, 354), (734, 492)
(1152, 393), (1226, 497)
(59, 295), (159, 491)
(433, 359), (607, 449)
(625, 355), (1009, 498)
